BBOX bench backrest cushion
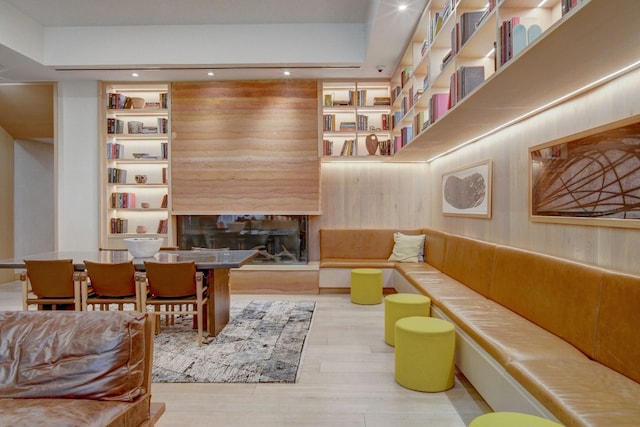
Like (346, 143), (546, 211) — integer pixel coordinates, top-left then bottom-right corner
(491, 246), (603, 357)
(0, 311), (148, 401)
(595, 271), (640, 383)
(319, 229), (422, 260)
(442, 234), (496, 297)
(421, 228), (448, 271)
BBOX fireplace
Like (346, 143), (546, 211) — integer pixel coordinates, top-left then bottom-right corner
(176, 215), (308, 265)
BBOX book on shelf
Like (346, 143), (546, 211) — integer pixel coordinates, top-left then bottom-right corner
(500, 17), (520, 66)
(459, 11), (485, 47)
(323, 114), (336, 131)
(381, 113), (390, 131)
(106, 142), (124, 159)
(110, 217), (128, 234)
(107, 167), (127, 184)
(339, 139), (356, 156)
(401, 66), (413, 88)
(157, 118), (168, 134)
(156, 219), (168, 234)
(356, 115), (369, 131)
(160, 93), (168, 109)
(110, 192), (136, 209)
(449, 66), (485, 108)
(108, 93), (131, 110)
(379, 139), (393, 156)
(107, 118), (125, 134)
(373, 97), (391, 106)
(339, 121), (357, 132)
(162, 167), (168, 184)
(322, 139), (334, 156)
(160, 194), (168, 208)
(429, 93), (450, 124)
(161, 142), (168, 159)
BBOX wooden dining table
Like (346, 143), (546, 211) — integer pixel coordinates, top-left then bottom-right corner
(0, 249), (258, 337)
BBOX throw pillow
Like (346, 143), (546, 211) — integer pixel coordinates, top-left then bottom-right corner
(388, 232), (426, 263)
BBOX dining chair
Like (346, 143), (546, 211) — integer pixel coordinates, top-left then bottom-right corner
(21, 259), (82, 311)
(140, 260), (209, 345)
(82, 260), (141, 312)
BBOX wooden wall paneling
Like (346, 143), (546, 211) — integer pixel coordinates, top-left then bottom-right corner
(170, 80), (320, 214)
(429, 67), (640, 276)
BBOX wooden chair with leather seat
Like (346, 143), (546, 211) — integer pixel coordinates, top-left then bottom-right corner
(140, 260), (209, 345)
(21, 259), (82, 311)
(82, 260), (142, 312)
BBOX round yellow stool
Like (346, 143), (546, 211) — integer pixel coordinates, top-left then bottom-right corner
(350, 268), (383, 305)
(384, 293), (431, 346)
(394, 316), (455, 392)
(470, 412), (564, 427)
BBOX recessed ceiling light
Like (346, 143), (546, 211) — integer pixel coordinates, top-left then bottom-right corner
(207, 72), (215, 76)
(398, 4), (408, 11)
(283, 70), (291, 76)
(131, 72), (139, 77)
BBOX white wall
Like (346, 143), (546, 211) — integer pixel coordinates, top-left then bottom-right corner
(14, 139), (54, 257)
(56, 81), (100, 251)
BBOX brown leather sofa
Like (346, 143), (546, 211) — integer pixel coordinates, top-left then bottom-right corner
(0, 311), (165, 427)
(319, 228), (640, 427)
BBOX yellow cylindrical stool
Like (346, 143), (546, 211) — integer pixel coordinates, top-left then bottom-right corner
(470, 412), (564, 427)
(384, 293), (431, 346)
(350, 268), (383, 305)
(394, 316), (455, 392)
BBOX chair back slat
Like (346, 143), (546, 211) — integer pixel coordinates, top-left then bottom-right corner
(24, 259), (75, 298)
(143, 261), (197, 297)
(84, 261), (137, 297)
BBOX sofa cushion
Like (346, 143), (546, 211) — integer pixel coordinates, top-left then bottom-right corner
(319, 229), (421, 260)
(490, 246), (603, 358)
(438, 297), (587, 365)
(388, 232), (425, 262)
(441, 234), (496, 297)
(594, 270), (640, 384)
(506, 358), (640, 427)
(0, 311), (147, 401)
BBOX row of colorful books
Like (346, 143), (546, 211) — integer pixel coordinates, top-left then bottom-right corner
(110, 192), (136, 208)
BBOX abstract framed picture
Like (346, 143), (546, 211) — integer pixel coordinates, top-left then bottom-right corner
(529, 117), (640, 229)
(442, 160), (492, 218)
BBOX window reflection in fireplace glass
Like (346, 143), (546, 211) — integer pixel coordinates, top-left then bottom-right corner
(176, 215), (308, 265)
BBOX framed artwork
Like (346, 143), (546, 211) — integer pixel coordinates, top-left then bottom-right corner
(529, 117), (640, 229)
(442, 160), (492, 218)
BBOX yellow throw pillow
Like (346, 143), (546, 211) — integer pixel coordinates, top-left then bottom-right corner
(388, 232), (426, 263)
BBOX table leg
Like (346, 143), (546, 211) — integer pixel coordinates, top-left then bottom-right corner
(207, 268), (230, 336)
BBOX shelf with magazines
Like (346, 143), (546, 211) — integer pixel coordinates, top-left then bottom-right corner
(321, 81), (392, 159)
(388, 0), (634, 162)
(100, 82), (172, 249)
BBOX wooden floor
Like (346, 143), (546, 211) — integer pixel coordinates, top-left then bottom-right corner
(0, 282), (490, 426)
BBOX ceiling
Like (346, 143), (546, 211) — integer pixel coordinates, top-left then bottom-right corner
(0, 0), (426, 140)
(0, 0), (427, 82)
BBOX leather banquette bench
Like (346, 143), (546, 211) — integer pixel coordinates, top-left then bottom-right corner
(0, 311), (164, 427)
(319, 228), (640, 427)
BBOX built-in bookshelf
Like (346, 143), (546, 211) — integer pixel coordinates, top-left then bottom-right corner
(389, 0), (606, 161)
(100, 82), (171, 249)
(321, 81), (392, 159)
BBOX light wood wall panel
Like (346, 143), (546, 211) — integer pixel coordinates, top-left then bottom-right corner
(309, 161), (429, 260)
(428, 66), (640, 275)
(171, 80), (320, 214)
(0, 126), (14, 283)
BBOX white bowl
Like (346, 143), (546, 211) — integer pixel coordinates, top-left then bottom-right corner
(124, 237), (163, 258)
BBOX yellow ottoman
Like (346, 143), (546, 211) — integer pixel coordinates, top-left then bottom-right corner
(394, 316), (455, 392)
(470, 412), (564, 427)
(350, 268), (383, 305)
(384, 293), (431, 346)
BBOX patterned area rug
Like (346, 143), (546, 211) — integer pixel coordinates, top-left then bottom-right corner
(152, 300), (315, 383)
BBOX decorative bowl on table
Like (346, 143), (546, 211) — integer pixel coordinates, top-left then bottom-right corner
(124, 237), (163, 258)
(226, 221), (246, 232)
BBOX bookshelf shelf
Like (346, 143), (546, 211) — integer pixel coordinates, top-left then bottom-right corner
(321, 81), (392, 157)
(389, 0), (636, 161)
(100, 82), (172, 249)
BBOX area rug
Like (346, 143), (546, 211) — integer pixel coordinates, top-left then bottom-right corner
(152, 300), (315, 383)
